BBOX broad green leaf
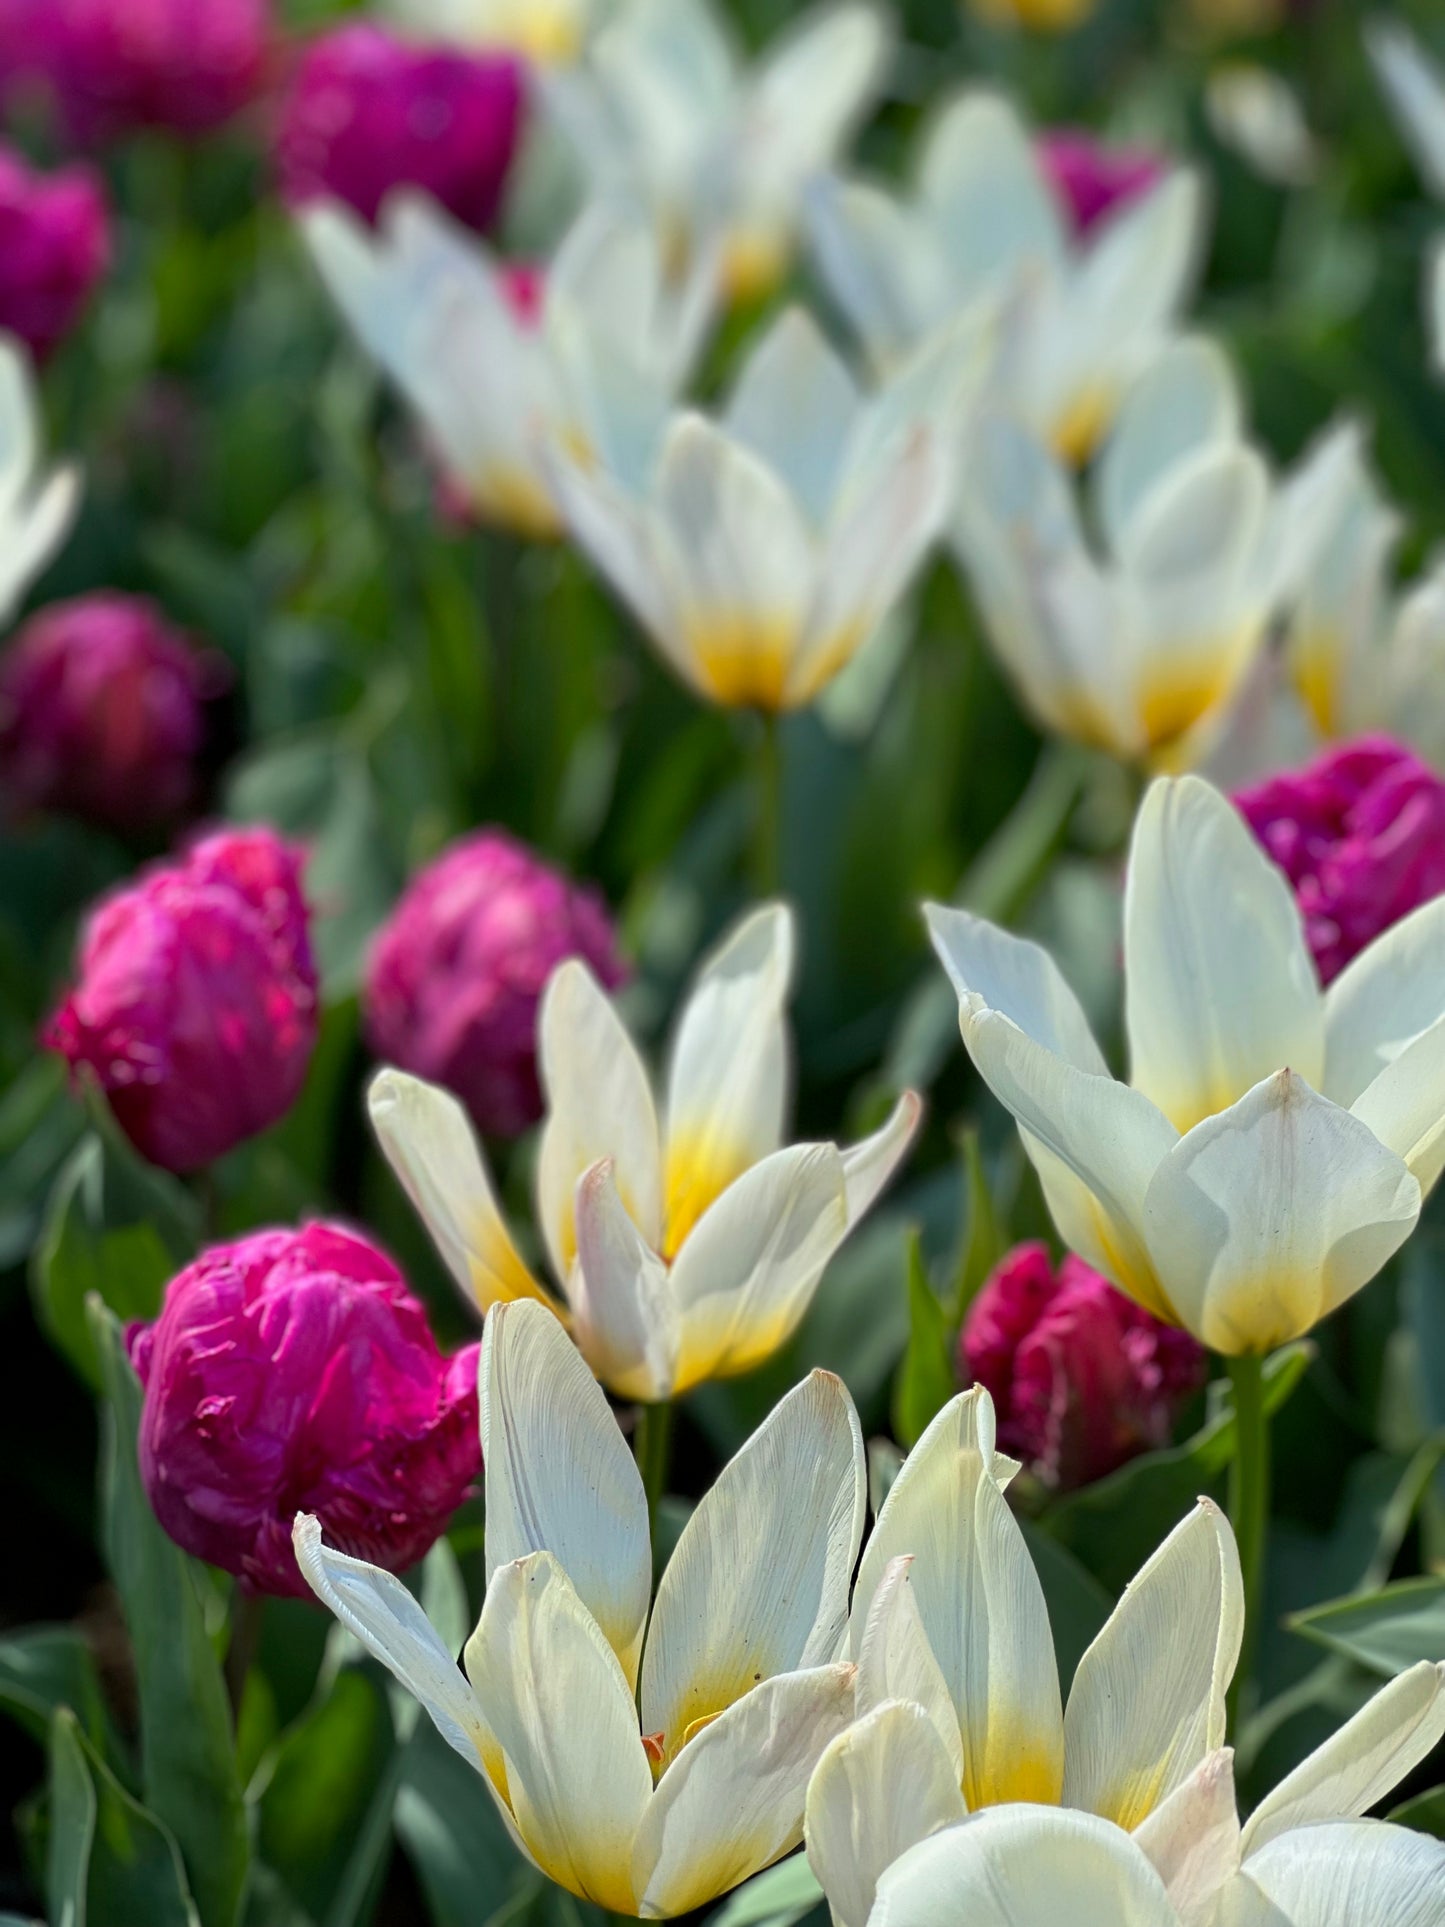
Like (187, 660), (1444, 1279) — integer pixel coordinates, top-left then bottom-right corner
(1390, 1786), (1445, 1839)
(90, 1303), (249, 1927)
(0, 1628), (118, 1760)
(892, 1230), (958, 1451)
(951, 1128), (1006, 1323)
(48, 1702), (95, 1927)
(48, 1707), (199, 1927)
(1289, 1576), (1445, 1679)
(709, 1854), (823, 1927)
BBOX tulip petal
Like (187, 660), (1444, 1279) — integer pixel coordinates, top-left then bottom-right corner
(1063, 1501), (1243, 1829)
(667, 1142), (851, 1390)
(920, 92), (1068, 289)
(839, 1089), (923, 1223)
(1142, 1070), (1420, 1353)
(1323, 896), (1445, 1103)
(1133, 1750), (1242, 1920)
(634, 1663), (858, 1918)
(1368, 20), (1445, 200)
(546, 445), (690, 677)
(746, 3), (891, 190)
(1096, 336), (1242, 554)
(724, 308), (861, 522)
(537, 960), (663, 1278)
(570, 1159), (682, 1403)
(924, 901), (1110, 1076)
(1241, 1662), (1445, 1857)
(480, 1301), (651, 1686)
(463, 1553), (651, 1915)
(1348, 1014), (1445, 1195)
(853, 1388), (1065, 1810)
(367, 1070), (552, 1317)
(805, 176), (954, 367)
(641, 1368), (864, 1764)
(1243, 1821), (1445, 1927)
(855, 1555), (964, 1787)
(1124, 777), (1323, 1135)
(805, 1700), (967, 1927)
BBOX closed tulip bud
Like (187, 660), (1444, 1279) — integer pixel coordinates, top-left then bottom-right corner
(1036, 131), (1165, 237)
(45, 827), (318, 1172)
(960, 1242), (1204, 1490)
(0, 144), (109, 361)
(0, 594), (220, 829)
(128, 1223), (480, 1597)
(276, 24), (525, 234)
(1235, 738), (1445, 986)
(365, 829), (625, 1138)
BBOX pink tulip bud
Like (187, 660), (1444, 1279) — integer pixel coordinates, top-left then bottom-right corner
(1037, 131), (1166, 236)
(127, 1224), (480, 1597)
(0, 143), (109, 361)
(960, 1242), (1205, 1491)
(0, 594), (222, 829)
(365, 829), (625, 1138)
(275, 24), (526, 234)
(1234, 737), (1445, 986)
(45, 827), (318, 1172)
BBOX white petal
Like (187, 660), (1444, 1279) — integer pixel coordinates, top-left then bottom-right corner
(464, 1554), (651, 1914)
(1134, 1750), (1242, 1921)
(635, 1664), (859, 1918)
(1244, 1821), (1445, 1927)
(570, 1159), (682, 1402)
(1124, 776), (1323, 1134)
(367, 1071), (552, 1315)
(853, 1388), (1065, 1810)
(920, 92), (1068, 290)
(924, 903), (1109, 1076)
(1064, 1502), (1244, 1830)
(743, 3), (890, 190)
(641, 1368), (865, 1765)
(536, 960), (663, 1277)
(1068, 172), (1206, 370)
(667, 1142), (850, 1390)
(547, 445), (688, 675)
(855, 1556), (964, 1787)
(1097, 337), (1242, 554)
(724, 307), (861, 522)
(804, 177), (951, 364)
(805, 1700), (967, 1927)
(1324, 895), (1445, 1104)
(480, 1300), (651, 1686)
(1349, 1014), (1445, 1196)
(839, 1090), (923, 1225)
(664, 903), (795, 1256)
(1142, 1070), (1420, 1353)
(1368, 20), (1445, 200)
(1241, 1662), (1445, 1856)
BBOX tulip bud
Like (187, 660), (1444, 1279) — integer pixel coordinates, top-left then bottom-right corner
(1037, 131), (1166, 237)
(0, 143), (109, 361)
(276, 23), (526, 234)
(364, 829), (625, 1138)
(0, 594), (221, 829)
(45, 827), (318, 1172)
(960, 1242), (1205, 1491)
(128, 1223), (480, 1597)
(1234, 737), (1445, 986)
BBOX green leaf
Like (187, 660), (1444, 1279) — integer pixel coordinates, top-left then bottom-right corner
(47, 1707), (200, 1927)
(394, 1720), (554, 1927)
(1289, 1576), (1445, 1679)
(1389, 1786), (1445, 1838)
(891, 1230), (957, 1451)
(0, 1627), (118, 1760)
(90, 1302), (249, 1927)
(951, 1128), (1005, 1324)
(708, 1854), (823, 1927)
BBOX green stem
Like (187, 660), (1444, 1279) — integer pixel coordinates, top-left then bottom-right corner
(635, 1401), (674, 1557)
(224, 1590), (265, 1728)
(751, 710), (782, 897)
(1226, 1352), (1270, 1736)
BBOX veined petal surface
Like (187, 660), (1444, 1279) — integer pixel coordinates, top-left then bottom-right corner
(1243, 1821), (1445, 1927)
(570, 1159), (682, 1401)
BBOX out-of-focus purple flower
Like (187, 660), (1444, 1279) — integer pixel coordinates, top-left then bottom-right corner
(1037, 130), (1166, 236)
(275, 24), (526, 234)
(960, 1242), (1205, 1491)
(0, 594), (221, 829)
(364, 829), (625, 1138)
(0, 144), (109, 361)
(45, 827), (319, 1172)
(127, 1223), (480, 1597)
(17, 0), (274, 143)
(1234, 737), (1445, 986)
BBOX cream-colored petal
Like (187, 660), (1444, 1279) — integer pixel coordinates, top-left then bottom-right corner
(1244, 1821), (1445, 1927)
(546, 443), (689, 675)
(1323, 896), (1445, 1106)
(480, 1300), (651, 1686)
(1064, 1502), (1243, 1830)
(804, 177), (953, 365)
(920, 92), (1068, 289)
(839, 1091), (922, 1224)
(1134, 1750), (1242, 1923)
(1241, 1662), (1445, 1857)
(367, 1070), (553, 1316)
(1124, 776), (1322, 1134)
(805, 1700), (968, 1927)
(536, 960), (663, 1277)
(635, 1664), (858, 1919)
(855, 1556), (964, 1787)
(853, 1388), (1065, 1810)
(570, 1159), (681, 1403)
(724, 307), (861, 522)
(1368, 20), (1445, 200)
(463, 1553), (652, 1914)
(1349, 1014), (1445, 1195)
(1142, 1071), (1420, 1354)
(641, 1368), (864, 1765)
(743, 2), (891, 192)
(924, 902), (1110, 1075)
(1096, 337), (1242, 555)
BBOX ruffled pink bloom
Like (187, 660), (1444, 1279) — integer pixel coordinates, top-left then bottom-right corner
(127, 1223), (480, 1597)
(365, 829), (625, 1138)
(0, 594), (221, 828)
(960, 1242), (1205, 1491)
(1037, 130), (1165, 236)
(0, 143), (109, 360)
(275, 24), (525, 234)
(45, 827), (318, 1172)
(1234, 737), (1445, 985)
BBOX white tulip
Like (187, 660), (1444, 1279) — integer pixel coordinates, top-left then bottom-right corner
(388, 0), (611, 63)
(0, 335), (78, 626)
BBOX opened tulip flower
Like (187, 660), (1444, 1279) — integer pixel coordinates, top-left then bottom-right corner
(548, 305), (984, 711)
(303, 193), (714, 540)
(0, 333), (79, 624)
(369, 901), (919, 1400)
(926, 772), (1445, 1356)
(0, 142), (109, 363)
(807, 91), (1203, 463)
(296, 1298), (865, 1915)
(545, 0), (890, 304)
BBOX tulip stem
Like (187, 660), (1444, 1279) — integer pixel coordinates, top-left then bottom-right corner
(636, 1400), (674, 1558)
(224, 1590), (264, 1727)
(1226, 1352), (1270, 1736)
(752, 710), (782, 896)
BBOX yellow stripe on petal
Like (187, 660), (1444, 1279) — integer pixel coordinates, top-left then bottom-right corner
(1137, 634), (1251, 764)
(721, 229), (790, 309)
(1051, 388), (1114, 468)
(1292, 629), (1343, 737)
(474, 464), (566, 542)
(967, 1727), (1065, 1812)
(687, 614), (798, 711)
(663, 1132), (754, 1258)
